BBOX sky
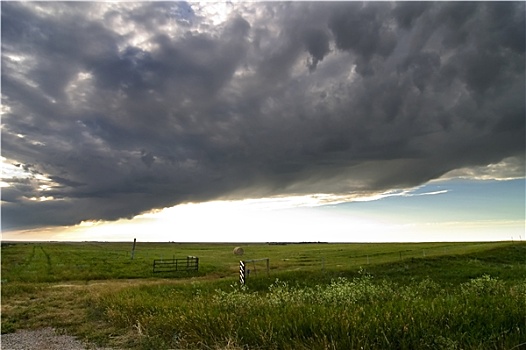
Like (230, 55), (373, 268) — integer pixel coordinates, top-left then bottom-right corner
(1, 1), (524, 242)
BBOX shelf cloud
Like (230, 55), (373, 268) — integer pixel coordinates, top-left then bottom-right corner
(2, 2), (524, 230)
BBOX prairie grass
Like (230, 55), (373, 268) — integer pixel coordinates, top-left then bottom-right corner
(91, 243), (525, 349)
(1, 241), (525, 349)
(94, 272), (526, 349)
(1, 241), (517, 282)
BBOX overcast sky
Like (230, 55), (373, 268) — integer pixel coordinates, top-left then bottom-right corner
(1, 2), (524, 238)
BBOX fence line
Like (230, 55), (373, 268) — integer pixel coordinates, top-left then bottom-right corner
(240, 258), (269, 285)
(277, 245), (492, 273)
(153, 256), (199, 273)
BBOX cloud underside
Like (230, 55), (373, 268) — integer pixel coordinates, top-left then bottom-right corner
(1, 2), (524, 230)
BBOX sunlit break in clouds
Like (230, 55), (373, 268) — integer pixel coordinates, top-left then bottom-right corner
(1, 2), (524, 242)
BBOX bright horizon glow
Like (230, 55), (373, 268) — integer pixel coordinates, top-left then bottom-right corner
(2, 178), (524, 243)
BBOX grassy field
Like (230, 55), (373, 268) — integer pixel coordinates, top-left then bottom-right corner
(1, 241), (525, 349)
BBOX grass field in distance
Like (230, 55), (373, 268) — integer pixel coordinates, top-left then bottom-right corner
(1, 241), (525, 349)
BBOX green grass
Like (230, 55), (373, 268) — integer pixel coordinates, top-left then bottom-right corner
(96, 274), (525, 349)
(1, 241), (525, 349)
(1, 241), (516, 282)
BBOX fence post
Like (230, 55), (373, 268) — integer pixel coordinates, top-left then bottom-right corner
(131, 238), (136, 260)
(240, 260), (246, 285)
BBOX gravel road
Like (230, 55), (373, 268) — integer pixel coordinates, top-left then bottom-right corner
(1, 328), (114, 350)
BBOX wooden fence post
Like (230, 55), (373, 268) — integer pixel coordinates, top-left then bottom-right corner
(131, 238), (136, 260)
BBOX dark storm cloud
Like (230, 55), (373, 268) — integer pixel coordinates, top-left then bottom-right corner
(1, 2), (524, 230)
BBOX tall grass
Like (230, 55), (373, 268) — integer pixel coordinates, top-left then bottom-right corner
(2, 242), (525, 349)
(95, 273), (526, 349)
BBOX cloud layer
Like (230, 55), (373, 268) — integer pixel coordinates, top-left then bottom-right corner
(2, 2), (524, 230)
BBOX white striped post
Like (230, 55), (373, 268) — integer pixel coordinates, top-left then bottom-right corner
(239, 260), (246, 285)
